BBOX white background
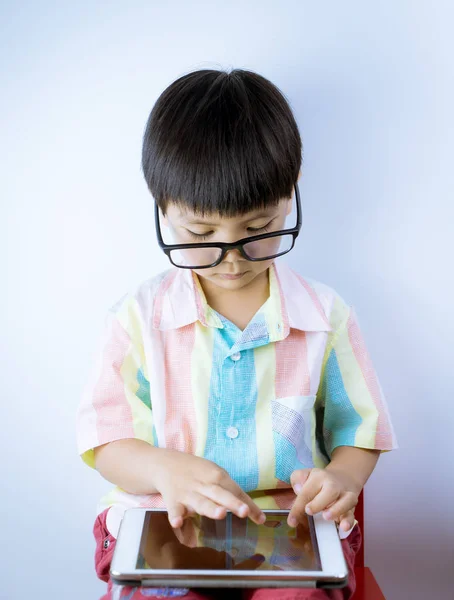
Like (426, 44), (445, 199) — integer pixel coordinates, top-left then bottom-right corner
(2, 2), (453, 599)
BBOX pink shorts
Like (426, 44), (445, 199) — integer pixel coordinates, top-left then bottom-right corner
(94, 508), (361, 600)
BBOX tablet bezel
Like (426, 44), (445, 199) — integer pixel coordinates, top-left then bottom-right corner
(110, 508), (348, 589)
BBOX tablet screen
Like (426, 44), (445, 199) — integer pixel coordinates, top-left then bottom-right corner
(136, 511), (321, 572)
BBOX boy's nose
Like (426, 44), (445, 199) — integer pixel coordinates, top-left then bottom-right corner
(222, 247), (243, 262)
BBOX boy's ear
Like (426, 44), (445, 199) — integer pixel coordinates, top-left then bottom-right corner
(297, 170), (302, 182)
(285, 198), (293, 216)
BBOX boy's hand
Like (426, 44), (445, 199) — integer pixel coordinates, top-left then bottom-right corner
(287, 468), (360, 532)
(154, 449), (266, 528)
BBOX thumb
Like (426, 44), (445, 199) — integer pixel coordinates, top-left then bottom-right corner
(290, 468), (312, 494)
(167, 502), (186, 528)
(338, 510), (355, 532)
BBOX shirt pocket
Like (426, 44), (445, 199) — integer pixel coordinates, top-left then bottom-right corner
(271, 394), (317, 483)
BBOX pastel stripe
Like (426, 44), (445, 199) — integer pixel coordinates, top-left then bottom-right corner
(192, 322), (215, 457)
(95, 318), (136, 446)
(322, 349), (363, 452)
(163, 325), (197, 453)
(152, 270), (178, 328)
(116, 298), (154, 445)
(78, 317), (134, 467)
(253, 344), (277, 490)
(330, 333), (379, 448)
(312, 408), (328, 468)
(275, 330), (311, 396)
(347, 309), (394, 447)
(192, 271), (210, 326)
(146, 329), (167, 448)
(204, 324), (259, 491)
(305, 330), (330, 396)
(271, 263), (290, 337)
(223, 341), (260, 492)
(120, 349), (154, 445)
(294, 272), (331, 328)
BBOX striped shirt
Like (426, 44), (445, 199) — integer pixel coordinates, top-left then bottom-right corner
(76, 261), (397, 538)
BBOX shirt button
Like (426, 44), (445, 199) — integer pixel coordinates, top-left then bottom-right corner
(231, 352), (241, 361)
(226, 426), (239, 439)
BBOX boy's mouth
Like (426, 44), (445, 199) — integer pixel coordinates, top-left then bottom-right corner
(217, 272), (247, 280)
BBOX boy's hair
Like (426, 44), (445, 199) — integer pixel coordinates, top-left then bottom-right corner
(141, 68), (302, 216)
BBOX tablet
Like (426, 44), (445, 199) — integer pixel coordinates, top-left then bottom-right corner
(110, 509), (348, 589)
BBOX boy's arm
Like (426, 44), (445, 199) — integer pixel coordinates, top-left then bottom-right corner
(93, 438), (266, 527)
(94, 438), (162, 495)
(325, 446), (380, 493)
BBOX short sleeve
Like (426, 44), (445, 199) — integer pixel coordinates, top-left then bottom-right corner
(316, 298), (397, 458)
(76, 295), (155, 469)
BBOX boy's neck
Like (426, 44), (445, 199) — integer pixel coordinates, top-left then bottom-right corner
(197, 268), (270, 331)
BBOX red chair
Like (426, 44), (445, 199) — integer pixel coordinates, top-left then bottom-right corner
(351, 491), (386, 599)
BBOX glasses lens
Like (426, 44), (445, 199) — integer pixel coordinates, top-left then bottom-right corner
(169, 246), (223, 268)
(242, 234), (294, 260)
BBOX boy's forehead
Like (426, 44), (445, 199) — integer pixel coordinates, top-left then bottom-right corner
(167, 202), (282, 224)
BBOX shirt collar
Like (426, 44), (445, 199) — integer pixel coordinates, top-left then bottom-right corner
(152, 262), (332, 334)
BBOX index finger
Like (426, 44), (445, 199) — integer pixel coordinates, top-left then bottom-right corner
(206, 478), (265, 524)
(224, 481), (266, 525)
(288, 473), (322, 526)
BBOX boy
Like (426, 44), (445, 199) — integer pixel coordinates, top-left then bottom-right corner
(77, 68), (397, 600)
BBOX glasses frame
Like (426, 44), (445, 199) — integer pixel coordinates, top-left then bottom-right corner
(154, 183), (302, 269)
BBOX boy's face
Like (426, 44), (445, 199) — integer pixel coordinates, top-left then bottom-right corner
(162, 198), (293, 292)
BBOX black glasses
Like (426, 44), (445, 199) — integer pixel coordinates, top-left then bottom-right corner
(155, 183), (302, 269)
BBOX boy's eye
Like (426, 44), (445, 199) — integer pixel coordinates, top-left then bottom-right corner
(185, 219), (274, 240)
(186, 230), (214, 240)
(247, 221), (273, 234)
